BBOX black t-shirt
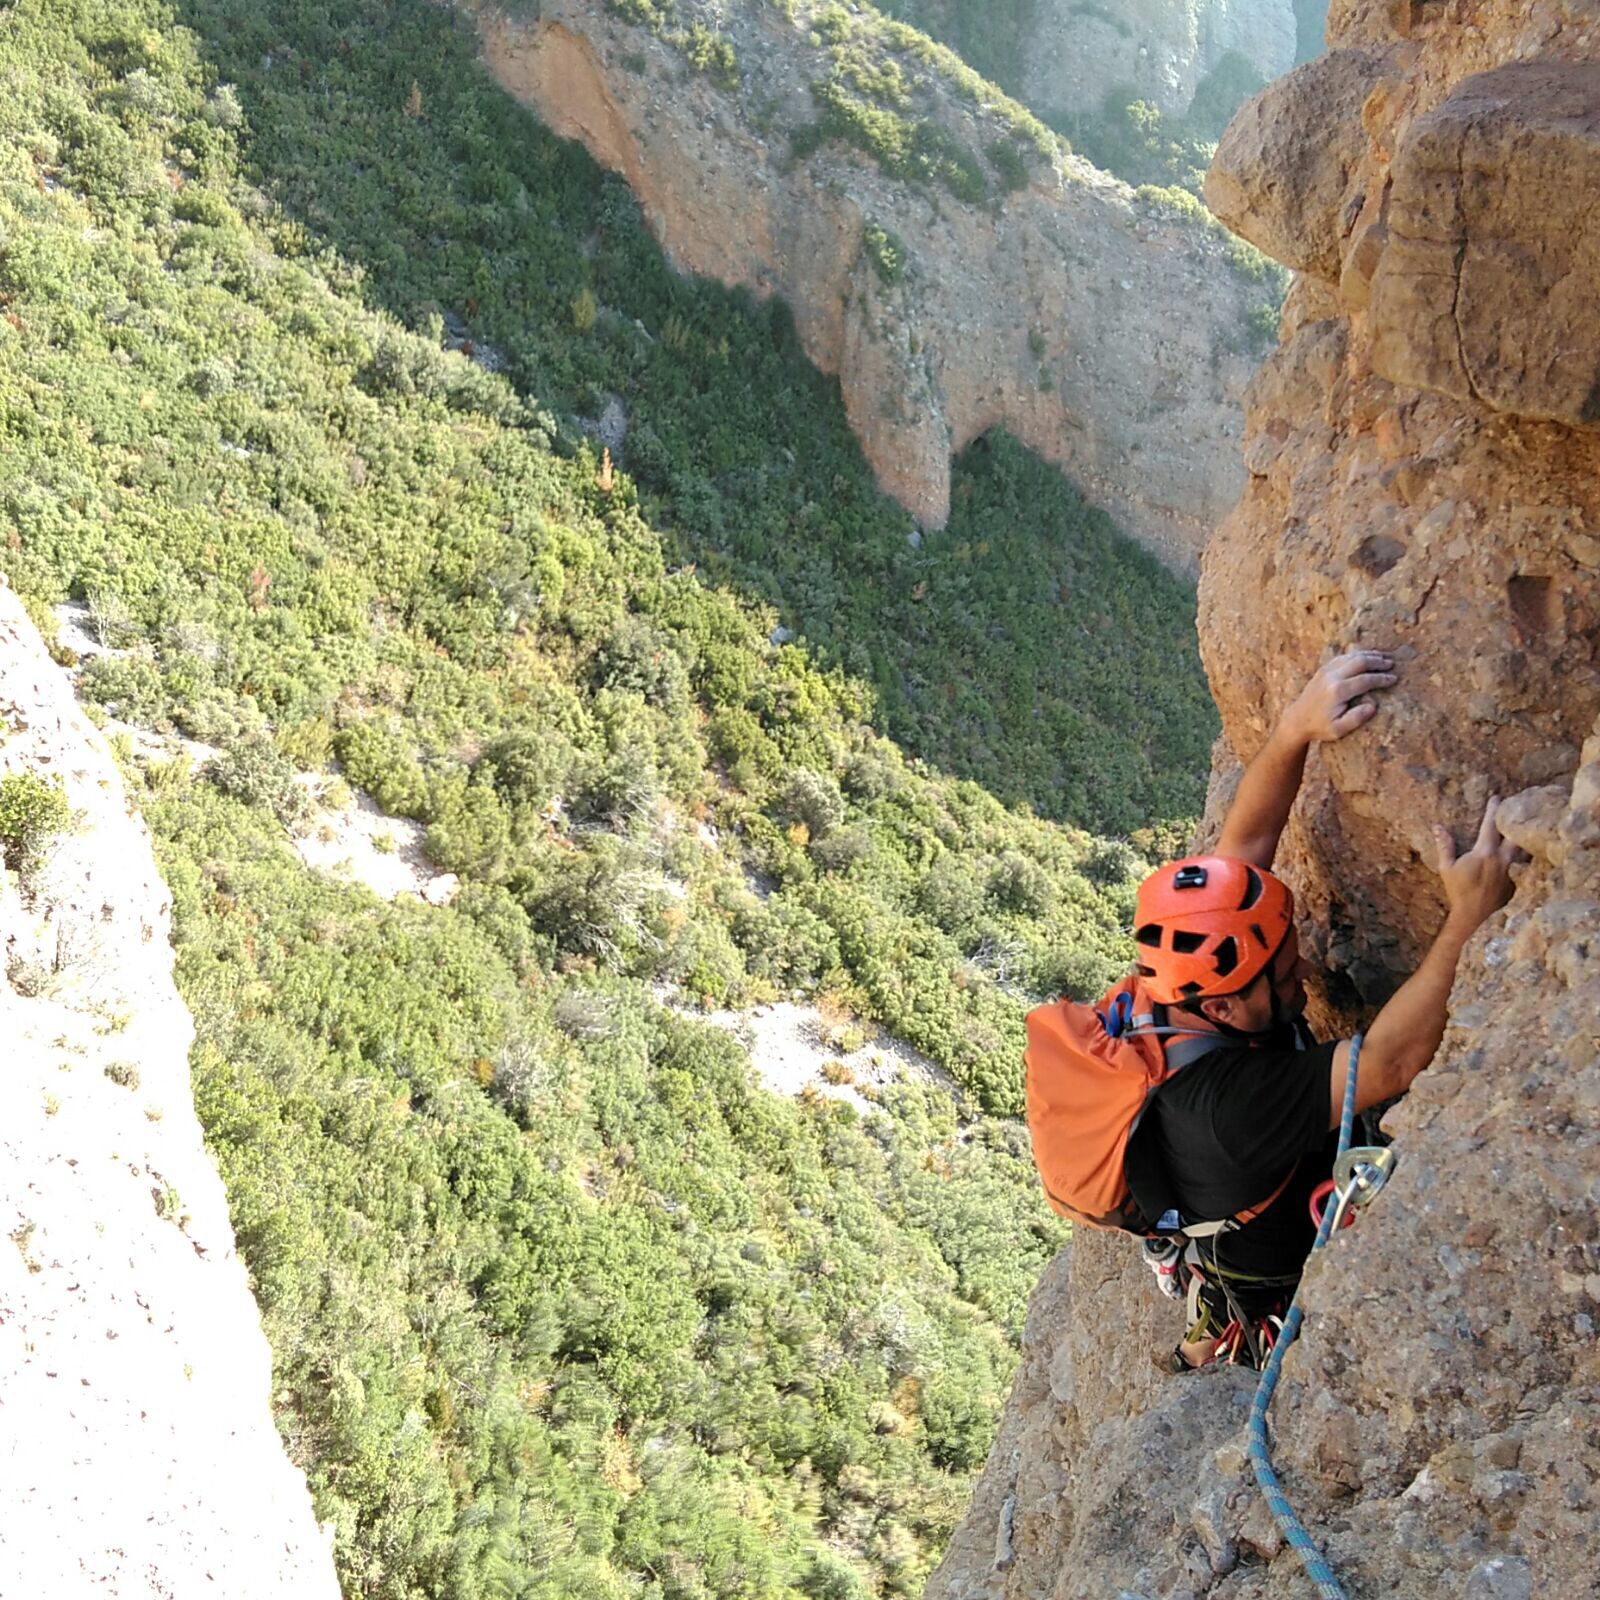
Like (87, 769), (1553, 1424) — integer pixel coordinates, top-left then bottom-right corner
(1125, 1036), (1338, 1287)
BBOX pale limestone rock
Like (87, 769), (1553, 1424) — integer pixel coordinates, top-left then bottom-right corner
(0, 580), (339, 1599)
(424, 871), (462, 906)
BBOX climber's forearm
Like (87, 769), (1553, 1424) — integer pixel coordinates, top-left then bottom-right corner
(1214, 719), (1311, 869)
(1216, 652), (1395, 869)
(1338, 914), (1475, 1117)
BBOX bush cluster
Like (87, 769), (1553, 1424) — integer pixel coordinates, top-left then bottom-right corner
(0, 770), (70, 870)
(0, 0), (1214, 1594)
(789, 4), (1056, 204)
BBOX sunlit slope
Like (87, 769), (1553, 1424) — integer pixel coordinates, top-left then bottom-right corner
(0, 1), (1213, 1595)
(169, 0), (1220, 837)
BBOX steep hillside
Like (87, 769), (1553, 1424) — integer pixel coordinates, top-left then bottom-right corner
(465, 0), (1276, 571)
(169, 0), (1220, 835)
(0, 582), (338, 1596)
(866, 1), (1301, 204)
(1019, 0), (1297, 122)
(0, 0), (1244, 1593)
(873, 0), (1297, 125)
(928, 6), (1600, 1598)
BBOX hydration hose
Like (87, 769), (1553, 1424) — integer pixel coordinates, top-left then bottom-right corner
(1246, 1033), (1392, 1599)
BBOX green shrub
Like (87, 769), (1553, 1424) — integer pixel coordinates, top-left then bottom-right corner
(0, 771), (71, 870)
(519, 839), (666, 968)
(1135, 182), (1209, 224)
(79, 655), (166, 724)
(450, 880), (536, 971)
(205, 739), (303, 822)
(862, 221), (906, 285)
(423, 781), (512, 878)
(987, 136), (1030, 192)
(1246, 299), (1282, 350)
(709, 708), (782, 786)
(681, 23), (738, 90)
(572, 747), (664, 834)
(919, 1371), (995, 1471)
(594, 615), (689, 710)
(478, 730), (572, 813)
(1081, 838), (1139, 888)
(810, 824), (874, 876)
(1031, 942), (1119, 1003)
(839, 747), (900, 800)
(275, 716), (335, 770)
(986, 850), (1053, 916)
(487, 1030), (554, 1127)
(800, 1550), (872, 1600)
(780, 769), (847, 841)
(914, 857), (985, 937)
(333, 723), (430, 819)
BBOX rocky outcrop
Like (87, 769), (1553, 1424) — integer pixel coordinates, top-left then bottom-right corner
(0, 581), (339, 1597)
(1022, 0), (1299, 121)
(929, 8), (1600, 1599)
(1370, 60), (1600, 428)
(466, 0), (1269, 573)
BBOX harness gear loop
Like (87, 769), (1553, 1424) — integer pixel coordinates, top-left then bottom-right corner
(1246, 1034), (1380, 1600)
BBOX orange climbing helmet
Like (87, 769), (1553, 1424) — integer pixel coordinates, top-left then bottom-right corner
(1132, 855), (1294, 1004)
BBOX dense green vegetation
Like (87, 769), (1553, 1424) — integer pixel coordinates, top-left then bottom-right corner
(872, 0), (1035, 100)
(0, 0), (1217, 1593)
(162, 0), (1215, 833)
(867, 0), (1288, 326)
(876, 0), (1265, 196)
(161, 786), (1062, 1599)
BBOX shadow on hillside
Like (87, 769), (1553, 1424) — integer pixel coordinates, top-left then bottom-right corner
(171, 0), (1216, 835)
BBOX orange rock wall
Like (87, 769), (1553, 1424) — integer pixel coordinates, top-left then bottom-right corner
(1204, 2), (1600, 1013)
(928, 7), (1600, 1598)
(468, 0), (1266, 573)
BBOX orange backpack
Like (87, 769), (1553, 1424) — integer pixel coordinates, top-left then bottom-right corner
(1024, 976), (1292, 1236)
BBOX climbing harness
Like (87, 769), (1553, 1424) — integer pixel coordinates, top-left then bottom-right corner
(1246, 1033), (1396, 1599)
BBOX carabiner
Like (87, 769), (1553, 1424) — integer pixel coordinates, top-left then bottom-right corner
(1309, 1178), (1357, 1232)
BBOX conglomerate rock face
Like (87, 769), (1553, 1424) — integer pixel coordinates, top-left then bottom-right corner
(1021, 0), (1299, 122)
(928, 7), (1600, 1599)
(0, 581), (340, 1598)
(465, 0), (1267, 573)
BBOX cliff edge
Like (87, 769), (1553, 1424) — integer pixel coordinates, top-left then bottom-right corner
(0, 580), (339, 1598)
(466, 0), (1269, 572)
(927, 5), (1600, 1597)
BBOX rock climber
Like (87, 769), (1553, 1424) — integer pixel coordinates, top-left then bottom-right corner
(1122, 650), (1522, 1368)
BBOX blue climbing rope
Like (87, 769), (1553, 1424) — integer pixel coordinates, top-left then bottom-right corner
(1245, 1032), (1364, 1600)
